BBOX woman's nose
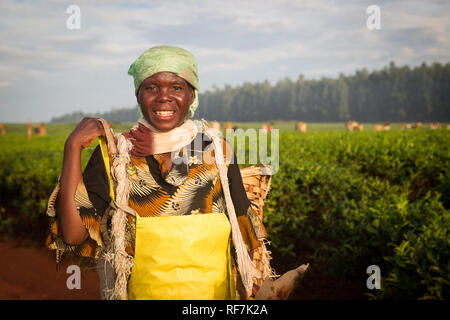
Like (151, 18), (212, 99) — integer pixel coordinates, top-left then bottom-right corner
(156, 87), (172, 102)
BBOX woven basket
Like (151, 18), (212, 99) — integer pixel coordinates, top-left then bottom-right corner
(240, 164), (272, 220)
(239, 164), (273, 292)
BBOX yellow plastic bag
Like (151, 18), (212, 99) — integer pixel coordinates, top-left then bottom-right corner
(128, 212), (235, 300)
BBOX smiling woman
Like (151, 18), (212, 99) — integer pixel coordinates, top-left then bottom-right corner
(45, 45), (306, 301)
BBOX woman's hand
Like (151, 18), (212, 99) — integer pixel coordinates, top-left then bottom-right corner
(65, 117), (109, 151)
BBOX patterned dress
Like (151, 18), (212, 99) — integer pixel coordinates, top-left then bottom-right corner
(46, 133), (269, 298)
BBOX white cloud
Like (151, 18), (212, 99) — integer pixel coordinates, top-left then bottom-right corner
(0, 0), (449, 122)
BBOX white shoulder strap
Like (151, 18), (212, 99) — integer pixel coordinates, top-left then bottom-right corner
(204, 129), (261, 297)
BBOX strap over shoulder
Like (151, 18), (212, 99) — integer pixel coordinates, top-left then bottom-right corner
(98, 118), (117, 202)
(204, 128), (262, 297)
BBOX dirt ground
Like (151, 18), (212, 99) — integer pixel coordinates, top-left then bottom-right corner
(0, 240), (368, 300)
(0, 240), (99, 300)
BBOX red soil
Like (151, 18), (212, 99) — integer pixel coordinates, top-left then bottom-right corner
(0, 240), (99, 300)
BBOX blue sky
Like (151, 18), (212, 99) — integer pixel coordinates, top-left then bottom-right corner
(0, 0), (449, 122)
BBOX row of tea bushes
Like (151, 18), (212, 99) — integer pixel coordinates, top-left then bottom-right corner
(263, 130), (449, 299)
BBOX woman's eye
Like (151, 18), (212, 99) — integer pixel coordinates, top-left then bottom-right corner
(146, 86), (157, 92)
(172, 86), (183, 91)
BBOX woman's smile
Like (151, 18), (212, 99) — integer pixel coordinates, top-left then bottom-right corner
(155, 110), (175, 116)
(153, 109), (176, 120)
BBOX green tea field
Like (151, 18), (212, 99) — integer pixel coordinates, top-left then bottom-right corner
(0, 122), (449, 300)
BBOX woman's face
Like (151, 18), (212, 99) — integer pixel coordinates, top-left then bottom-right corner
(137, 72), (194, 132)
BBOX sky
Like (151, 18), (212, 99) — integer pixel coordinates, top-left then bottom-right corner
(0, 0), (449, 123)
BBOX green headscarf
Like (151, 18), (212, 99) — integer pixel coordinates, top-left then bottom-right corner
(128, 45), (199, 118)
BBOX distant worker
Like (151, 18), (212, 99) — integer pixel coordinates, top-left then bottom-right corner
(261, 124), (268, 132)
(429, 122), (441, 130)
(374, 122), (390, 131)
(346, 120), (364, 131)
(27, 120), (32, 139)
(210, 121), (222, 132)
(34, 123), (47, 136)
(346, 120), (358, 131)
(373, 124), (383, 131)
(296, 122), (307, 133)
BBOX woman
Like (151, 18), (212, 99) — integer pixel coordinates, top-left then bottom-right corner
(46, 45), (306, 300)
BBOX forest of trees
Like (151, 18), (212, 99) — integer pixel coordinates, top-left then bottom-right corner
(51, 61), (450, 123)
(50, 108), (139, 123)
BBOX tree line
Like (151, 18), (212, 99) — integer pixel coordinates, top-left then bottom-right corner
(51, 61), (450, 123)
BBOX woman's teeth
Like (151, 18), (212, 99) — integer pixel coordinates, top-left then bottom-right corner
(156, 111), (175, 116)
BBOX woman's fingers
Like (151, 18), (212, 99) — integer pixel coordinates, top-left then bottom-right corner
(66, 117), (109, 150)
(96, 118), (111, 136)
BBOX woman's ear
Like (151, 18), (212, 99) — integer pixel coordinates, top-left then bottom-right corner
(136, 91), (145, 118)
(189, 86), (195, 105)
(137, 104), (144, 119)
(136, 89), (142, 105)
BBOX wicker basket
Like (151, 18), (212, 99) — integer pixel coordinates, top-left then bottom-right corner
(240, 164), (272, 220)
(239, 164), (273, 292)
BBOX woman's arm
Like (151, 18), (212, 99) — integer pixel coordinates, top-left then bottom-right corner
(55, 118), (107, 246)
(56, 141), (87, 245)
